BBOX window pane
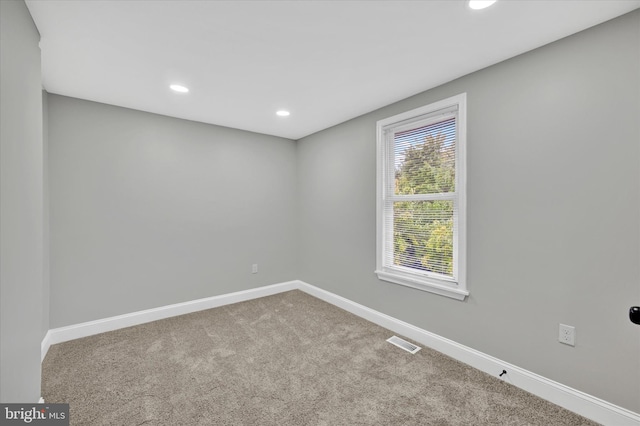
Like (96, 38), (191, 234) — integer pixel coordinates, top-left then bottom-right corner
(394, 117), (456, 195)
(393, 200), (454, 277)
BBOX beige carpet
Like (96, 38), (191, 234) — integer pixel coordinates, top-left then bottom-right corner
(42, 290), (598, 425)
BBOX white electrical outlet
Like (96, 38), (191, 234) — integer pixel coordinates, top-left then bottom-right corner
(251, 264), (258, 274)
(559, 324), (575, 346)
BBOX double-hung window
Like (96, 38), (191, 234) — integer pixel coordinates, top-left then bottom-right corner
(375, 93), (467, 300)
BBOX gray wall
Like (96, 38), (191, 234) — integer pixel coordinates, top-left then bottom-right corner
(22, 3), (640, 414)
(297, 10), (640, 413)
(43, 90), (50, 339)
(48, 95), (297, 328)
(0, 0), (44, 403)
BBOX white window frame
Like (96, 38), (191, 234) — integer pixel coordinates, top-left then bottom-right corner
(375, 93), (467, 301)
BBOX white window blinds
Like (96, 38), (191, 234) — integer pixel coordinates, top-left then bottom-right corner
(376, 94), (466, 300)
(383, 109), (458, 281)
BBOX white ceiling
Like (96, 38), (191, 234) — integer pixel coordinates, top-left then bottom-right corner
(26, 0), (640, 140)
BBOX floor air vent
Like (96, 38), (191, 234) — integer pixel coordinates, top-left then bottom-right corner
(387, 336), (421, 354)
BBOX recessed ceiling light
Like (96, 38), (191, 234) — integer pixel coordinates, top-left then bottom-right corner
(170, 84), (189, 93)
(276, 110), (290, 117)
(468, 0), (497, 10)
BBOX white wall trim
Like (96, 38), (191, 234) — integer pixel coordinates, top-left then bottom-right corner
(42, 281), (298, 359)
(41, 330), (52, 362)
(41, 279), (640, 425)
(296, 281), (640, 426)
(375, 93), (468, 302)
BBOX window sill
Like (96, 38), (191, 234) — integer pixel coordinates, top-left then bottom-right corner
(374, 270), (468, 301)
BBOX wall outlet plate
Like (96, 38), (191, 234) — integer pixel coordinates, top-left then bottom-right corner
(559, 324), (575, 346)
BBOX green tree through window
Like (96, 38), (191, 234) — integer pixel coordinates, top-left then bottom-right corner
(377, 94), (466, 299)
(393, 121), (455, 276)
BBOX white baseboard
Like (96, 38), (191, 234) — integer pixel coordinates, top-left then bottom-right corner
(41, 279), (640, 426)
(41, 330), (52, 362)
(42, 281), (299, 358)
(296, 281), (640, 426)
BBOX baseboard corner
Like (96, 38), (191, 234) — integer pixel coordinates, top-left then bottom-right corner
(41, 330), (52, 362)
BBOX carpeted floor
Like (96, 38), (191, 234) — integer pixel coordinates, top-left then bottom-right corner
(42, 290), (598, 425)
